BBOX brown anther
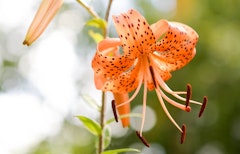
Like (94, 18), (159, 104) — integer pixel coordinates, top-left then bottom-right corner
(185, 106), (191, 112)
(136, 131), (150, 147)
(180, 124), (186, 144)
(111, 100), (118, 122)
(199, 96), (208, 117)
(149, 66), (156, 88)
(185, 84), (192, 108)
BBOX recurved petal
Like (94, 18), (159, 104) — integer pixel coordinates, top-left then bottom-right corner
(112, 9), (156, 57)
(150, 19), (169, 41)
(92, 38), (136, 90)
(151, 20), (198, 72)
(149, 54), (172, 81)
(96, 57), (141, 93)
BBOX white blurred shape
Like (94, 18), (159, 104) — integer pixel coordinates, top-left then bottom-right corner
(0, 92), (62, 154)
(58, 9), (85, 32)
(130, 105), (156, 132)
(142, 143), (166, 154)
(150, 0), (176, 13)
(109, 121), (129, 138)
(19, 31), (79, 115)
(0, 0), (34, 30)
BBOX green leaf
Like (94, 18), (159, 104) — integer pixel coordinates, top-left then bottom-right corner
(104, 127), (111, 149)
(102, 148), (140, 154)
(76, 115), (101, 136)
(88, 30), (104, 43)
(86, 18), (107, 30)
(85, 18), (107, 42)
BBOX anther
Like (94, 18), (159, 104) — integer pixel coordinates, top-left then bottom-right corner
(149, 66), (156, 88)
(185, 106), (191, 112)
(186, 84), (192, 108)
(180, 124), (186, 144)
(111, 100), (118, 122)
(136, 131), (150, 147)
(199, 96), (208, 117)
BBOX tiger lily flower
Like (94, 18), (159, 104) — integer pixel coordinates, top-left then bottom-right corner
(23, 0), (63, 46)
(92, 9), (207, 146)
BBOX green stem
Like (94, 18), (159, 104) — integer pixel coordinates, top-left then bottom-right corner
(104, 0), (114, 37)
(98, 1), (114, 153)
(77, 0), (114, 153)
(98, 91), (106, 154)
(76, 0), (100, 18)
(105, 0), (113, 22)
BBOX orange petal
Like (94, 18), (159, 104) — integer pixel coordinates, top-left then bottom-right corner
(92, 38), (138, 92)
(151, 20), (198, 72)
(112, 9), (155, 57)
(149, 54), (172, 81)
(150, 19), (169, 41)
(23, 0), (63, 46)
(92, 38), (134, 78)
(113, 93), (130, 127)
(100, 58), (141, 93)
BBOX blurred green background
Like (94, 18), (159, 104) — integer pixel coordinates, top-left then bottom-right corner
(0, 0), (240, 154)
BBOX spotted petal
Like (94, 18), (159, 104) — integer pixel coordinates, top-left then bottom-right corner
(113, 9), (156, 58)
(150, 20), (198, 73)
(92, 38), (141, 92)
(101, 59), (141, 93)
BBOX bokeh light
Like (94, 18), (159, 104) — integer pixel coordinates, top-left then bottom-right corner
(130, 105), (157, 132)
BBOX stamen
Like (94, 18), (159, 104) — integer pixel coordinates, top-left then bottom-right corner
(111, 100), (118, 122)
(186, 84), (192, 108)
(116, 74), (143, 108)
(136, 131), (150, 147)
(155, 85), (183, 132)
(149, 66), (156, 88)
(199, 96), (208, 117)
(139, 79), (148, 137)
(180, 124), (186, 144)
(154, 68), (194, 101)
(159, 89), (191, 112)
(155, 73), (203, 106)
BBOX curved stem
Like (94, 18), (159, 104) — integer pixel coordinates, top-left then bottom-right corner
(105, 0), (113, 21)
(104, 0), (114, 38)
(76, 0), (100, 18)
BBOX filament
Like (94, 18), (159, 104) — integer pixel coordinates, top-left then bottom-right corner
(155, 84), (183, 133)
(116, 74), (143, 108)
